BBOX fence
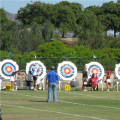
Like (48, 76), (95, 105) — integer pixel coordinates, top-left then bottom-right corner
(1, 57), (120, 71)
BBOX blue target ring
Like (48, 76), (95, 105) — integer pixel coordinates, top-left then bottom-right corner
(2, 62), (15, 76)
(88, 65), (101, 77)
(29, 64), (43, 76)
(118, 67), (120, 75)
(60, 64), (74, 78)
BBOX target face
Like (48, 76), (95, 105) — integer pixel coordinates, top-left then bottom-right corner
(0, 59), (19, 79)
(57, 61), (77, 81)
(61, 64), (74, 78)
(26, 60), (46, 79)
(115, 64), (120, 79)
(29, 64), (43, 76)
(86, 62), (104, 80)
(88, 65), (101, 77)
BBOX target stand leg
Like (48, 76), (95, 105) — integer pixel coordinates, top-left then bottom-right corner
(15, 86), (17, 91)
(117, 81), (119, 91)
(0, 79), (2, 90)
(59, 81), (61, 91)
(39, 82), (42, 90)
(42, 80), (44, 90)
(101, 83), (103, 91)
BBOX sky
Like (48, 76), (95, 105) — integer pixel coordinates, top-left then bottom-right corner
(0, 0), (118, 14)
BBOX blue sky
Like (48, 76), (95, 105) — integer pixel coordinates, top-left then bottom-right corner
(1, 0), (118, 14)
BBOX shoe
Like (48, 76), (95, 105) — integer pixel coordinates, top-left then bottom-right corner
(11, 89), (15, 91)
(34, 89), (38, 91)
(83, 89), (87, 91)
(106, 89), (109, 91)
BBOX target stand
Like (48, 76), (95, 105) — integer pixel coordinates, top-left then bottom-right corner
(26, 60), (46, 90)
(57, 61), (78, 91)
(114, 64), (120, 91)
(0, 76), (2, 90)
(0, 59), (19, 90)
(85, 62), (104, 91)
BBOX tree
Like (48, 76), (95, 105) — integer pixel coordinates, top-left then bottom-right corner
(51, 3), (76, 37)
(40, 20), (55, 42)
(0, 8), (9, 24)
(74, 11), (105, 49)
(16, 1), (53, 25)
(99, 1), (120, 37)
(117, 0), (120, 4)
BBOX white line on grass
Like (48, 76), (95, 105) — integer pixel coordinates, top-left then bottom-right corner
(2, 91), (120, 110)
(60, 91), (120, 101)
(0, 104), (107, 120)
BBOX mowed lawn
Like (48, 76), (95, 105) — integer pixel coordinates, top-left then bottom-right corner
(0, 88), (120, 120)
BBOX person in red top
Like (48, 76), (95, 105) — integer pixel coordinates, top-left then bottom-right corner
(104, 67), (111, 91)
(88, 74), (98, 91)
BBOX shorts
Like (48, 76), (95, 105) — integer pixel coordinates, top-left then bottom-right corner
(106, 79), (111, 83)
(33, 76), (37, 80)
(10, 76), (15, 81)
(83, 78), (88, 86)
(91, 86), (97, 88)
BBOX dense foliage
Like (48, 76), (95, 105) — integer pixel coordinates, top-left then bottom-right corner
(1, 41), (120, 71)
(0, 0), (120, 70)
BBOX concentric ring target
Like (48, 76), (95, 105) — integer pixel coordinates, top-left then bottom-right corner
(57, 61), (77, 81)
(29, 64), (43, 76)
(2, 62), (15, 76)
(60, 64), (74, 78)
(0, 59), (19, 79)
(26, 60), (46, 79)
(88, 65), (102, 77)
(86, 62), (104, 80)
(115, 64), (120, 79)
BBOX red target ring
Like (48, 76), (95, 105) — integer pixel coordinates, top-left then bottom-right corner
(64, 67), (71, 74)
(5, 66), (12, 73)
(91, 68), (98, 75)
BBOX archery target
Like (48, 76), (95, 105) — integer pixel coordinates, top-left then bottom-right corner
(0, 59), (19, 79)
(26, 60), (46, 79)
(86, 62), (104, 80)
(57, 61), (77, 81)
(115, 64), (120, 79)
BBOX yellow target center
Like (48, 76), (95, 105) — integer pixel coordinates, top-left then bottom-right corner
(7, 67), (11, 72)
(65, 69), (70, 73)
(93, 70), (97, 74)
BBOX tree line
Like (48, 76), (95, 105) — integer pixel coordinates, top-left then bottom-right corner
(1, 40), (120, 71)
(0, 0), (120, 55)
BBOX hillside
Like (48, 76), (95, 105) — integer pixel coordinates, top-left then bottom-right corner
(5, 11), (17, 21)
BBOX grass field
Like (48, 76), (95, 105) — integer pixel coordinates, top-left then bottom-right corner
(0, 88), (120, 120)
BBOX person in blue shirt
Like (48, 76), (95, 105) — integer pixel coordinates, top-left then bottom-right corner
(46, 66), (59, 102)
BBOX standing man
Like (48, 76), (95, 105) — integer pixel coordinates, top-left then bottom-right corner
(46, 66), (59, 102)
(32, 64), (39, 91)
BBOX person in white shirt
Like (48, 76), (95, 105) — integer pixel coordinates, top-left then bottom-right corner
(32, 64), (39, 91)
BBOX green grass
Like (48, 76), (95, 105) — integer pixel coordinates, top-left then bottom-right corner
(0, 88), (120, 120)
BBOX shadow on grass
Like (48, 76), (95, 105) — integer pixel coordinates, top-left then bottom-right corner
(29, 100), (47, 102)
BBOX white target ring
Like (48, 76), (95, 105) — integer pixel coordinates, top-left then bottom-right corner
(0, 59), (19, 79)
(26, 60), (46, 79)
(57, 61), (77, 81)
(86, 62), (104, 80)
(115, 64), (120, 79)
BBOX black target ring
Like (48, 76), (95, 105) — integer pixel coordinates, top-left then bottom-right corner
(60, 64), (74, 78)
(88, 65), (102, 77)
(29, 64), (43, 77)
(1, 62), (15, 76)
